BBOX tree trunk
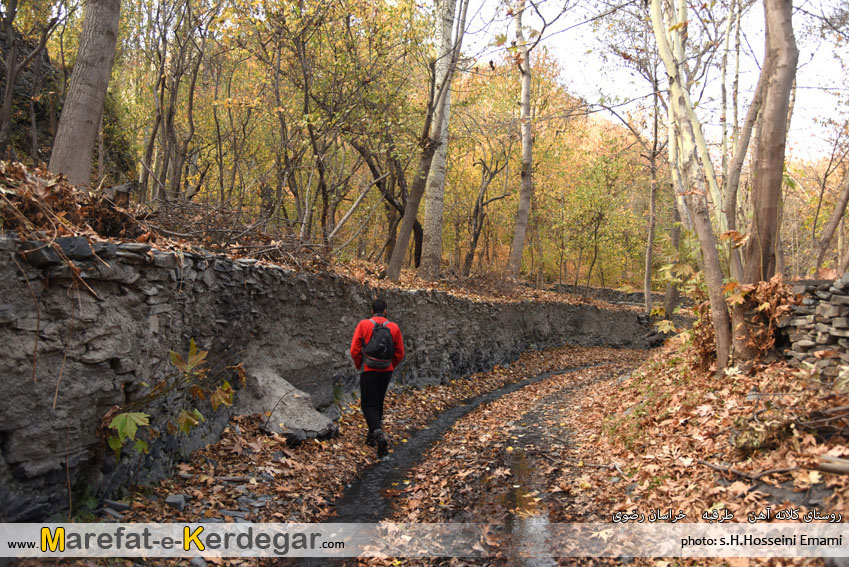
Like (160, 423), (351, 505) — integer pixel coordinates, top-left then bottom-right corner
(663, 205), (682, 318)
(507, 0), (533, 278)
(49, 0), (121, 186)
(644, 161), (657, 314)
(815, 172), (849, 270)
(418, 0), (458, 281)
(741, 0), (798, 283)
(651, 0), (731, 367)
(387, 0), (468, 282)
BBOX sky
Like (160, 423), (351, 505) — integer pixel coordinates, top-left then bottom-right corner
(461, 0), (847, 162)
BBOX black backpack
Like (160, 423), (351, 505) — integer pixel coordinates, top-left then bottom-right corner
(362, 319), (394, 369)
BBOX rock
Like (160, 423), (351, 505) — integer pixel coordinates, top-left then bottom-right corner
(153, 251), (178, 269)
(282, 427), (307, 447)
(832, 317), (849, 328)
(190, 558), (208, 567)
(0, 304), (15, 325)
(236, 495), (256, 506)
(815, 323), (832, 334)
(100, 507), (124, 520)
(235, 365), (334, 439)
(830, 295), (849, 305)
(322, 403), (342, 422)
(816, 332), (833, 345)
(816, 304), (842, 319)
(116, 250), (151, 264)
(117, 242), (152, 254)
(823, 366), (841, 378)
(57, 237), (93, 260)
(20, 241), (60, 266)
(795, 340), (816, 348)
(219, 509), (247, 519)
(92, 241), (118, 258)
(829, 286), (847, 296)
(102, 499), (130, 511)
(165, 494), (186, 511)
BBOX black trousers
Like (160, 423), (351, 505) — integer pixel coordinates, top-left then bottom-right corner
(360, 370), (392, 433)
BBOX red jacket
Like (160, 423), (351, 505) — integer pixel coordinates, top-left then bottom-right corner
(350, 316), (405, 372)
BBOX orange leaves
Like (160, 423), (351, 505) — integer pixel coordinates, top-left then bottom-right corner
(719, 230), (749, 249)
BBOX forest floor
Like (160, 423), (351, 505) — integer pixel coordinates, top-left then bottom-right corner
(23, 337), (847, 567)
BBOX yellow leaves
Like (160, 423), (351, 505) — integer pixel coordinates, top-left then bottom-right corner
(655, 319), (676, 334)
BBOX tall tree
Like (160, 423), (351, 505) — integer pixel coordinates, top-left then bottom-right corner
(506, 0), (533, 278)
(49, 0), (120, 185)
(386, 0), (469, 282)
(742, 0), (797, 282)
(651, 0), (732, 367)
(418, 0), (460, 280)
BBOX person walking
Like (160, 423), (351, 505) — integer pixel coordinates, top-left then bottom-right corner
(350, 299), (405, 458)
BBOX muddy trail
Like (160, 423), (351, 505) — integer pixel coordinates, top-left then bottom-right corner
(298, 355), (645, 567)
(330, 364), (608, 524)
(368, 358), (646, 567)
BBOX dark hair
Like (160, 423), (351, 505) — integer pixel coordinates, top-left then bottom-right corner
(372, 299), (387, 314)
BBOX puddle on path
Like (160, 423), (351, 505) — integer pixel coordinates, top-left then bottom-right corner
(504, 449), (557, 567)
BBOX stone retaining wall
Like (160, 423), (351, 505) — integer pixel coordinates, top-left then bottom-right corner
(0, 234), (656, 521)
(780, 276), (849, 377)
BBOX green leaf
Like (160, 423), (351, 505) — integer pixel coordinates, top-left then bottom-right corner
(108, 435), (123, 458)
(109, 412), (150, 442)
(134, 439), (149, 454)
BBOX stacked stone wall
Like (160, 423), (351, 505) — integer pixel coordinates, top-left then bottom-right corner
(780, 276), (849, 377)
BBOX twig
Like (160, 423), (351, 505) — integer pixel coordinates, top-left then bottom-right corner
(697, 458), (800, 480)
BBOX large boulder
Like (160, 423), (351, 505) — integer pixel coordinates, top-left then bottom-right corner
(235, 364), (337, 441)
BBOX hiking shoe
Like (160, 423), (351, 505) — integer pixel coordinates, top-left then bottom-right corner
(365, 431), (376, 447)
(374, 429), (389, 458)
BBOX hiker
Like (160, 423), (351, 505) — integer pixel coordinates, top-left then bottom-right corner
(350, 298), (405, 458)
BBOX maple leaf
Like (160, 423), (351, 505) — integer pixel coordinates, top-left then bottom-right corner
(210, 381), (233, 411)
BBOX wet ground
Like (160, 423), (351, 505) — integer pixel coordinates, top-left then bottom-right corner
(299, 356), (645, 567)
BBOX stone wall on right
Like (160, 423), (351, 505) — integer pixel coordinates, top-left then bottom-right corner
(780, 275), (849, 376)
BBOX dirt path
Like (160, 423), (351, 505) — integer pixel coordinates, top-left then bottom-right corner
(294, 351), (647, 567)
(329, 364), (611, 525)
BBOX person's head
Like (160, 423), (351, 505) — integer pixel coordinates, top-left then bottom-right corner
(372, 298), (387, 315)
